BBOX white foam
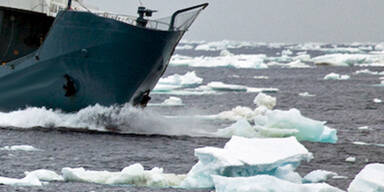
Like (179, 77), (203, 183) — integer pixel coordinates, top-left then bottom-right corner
(0, 145), (41, 151)
(181, 136), (312, 188)
(324, 73), (350, 80)
(303, 170), (338, 183)
(348, 163), (384, 192)
(212, 175), (344, 192)
(62, 163), (185, 187)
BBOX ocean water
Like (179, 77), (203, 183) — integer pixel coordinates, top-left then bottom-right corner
(1, 41), (384, 191)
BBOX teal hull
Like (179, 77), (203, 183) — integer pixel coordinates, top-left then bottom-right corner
(0, 10), (184, 111)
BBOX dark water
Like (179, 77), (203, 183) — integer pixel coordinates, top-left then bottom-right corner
(1, 45), (384, 191)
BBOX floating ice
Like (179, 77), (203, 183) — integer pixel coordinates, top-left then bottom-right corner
(205, 82), (247, 92)
(312, 53), (384, 67)
(0, 145), (41, 151)
(303, 170), (338, 183)
(176, 44), (194, 50)
(212, 175), (344, 192)
(181, 136), (313, 188)
(154, 71), (203, 92)
(253, 92), (276, 109)
(170, 54), (268, 69)
(355, 69), (384, 75)
(62, 163), (185, 187)
(194, 40), (252, 51)
(24, 169), (64, 182)
(357, 126), (369, 130)
(324, 73), (350, 80)
(0, 174), (42, 187)
(216, 108), (338, 143)
(348, 163), (384, 192)
(149, 97), (183, 107)
(345, 157), (356, 163)
(352, 141), (384, 147)
(198, 82), (278, 94)
(299, 92), (316, 97)
(213, 93), (337, 143)
(373, 98), (382, 103)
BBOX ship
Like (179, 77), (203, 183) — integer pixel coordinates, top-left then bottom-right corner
(0, 0), (208, 112)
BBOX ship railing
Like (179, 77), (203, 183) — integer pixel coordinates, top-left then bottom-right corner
(92, 3), (208, 32)
(92, 12), (171, 31)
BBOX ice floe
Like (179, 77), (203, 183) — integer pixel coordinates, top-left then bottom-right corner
(212, 175), (343, 192)
(348, 163), (384, 192)
(312, 53), (384, 67)
(253, 92), (276, 109)
(345, 157), (356, 163)
(62, 163), (185, 187)
(0, 145), (41, 151)
(209, 93), (337, 143)
(149, 97), (183, 107)
(303, 170), (338, 183)
(194, 40), (253, 51)
(355, 69), (384, 75)
(181, 136), (313, 188)
(153, 71), (203, 92)
(373, 98), (382, 103)
(0, 169), (62, 187)
(324, 73), (350, 80)
(170, 54), (268, 69)
(299, 92), (316, 97)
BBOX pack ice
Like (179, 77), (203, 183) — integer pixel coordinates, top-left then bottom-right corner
(215, 93), (338, 143)
(348, 163), (384, 192)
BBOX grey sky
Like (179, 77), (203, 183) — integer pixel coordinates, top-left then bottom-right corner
(87, 0), (384, 43)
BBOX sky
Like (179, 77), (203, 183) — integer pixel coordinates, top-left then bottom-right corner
(87, 0), (384, 43)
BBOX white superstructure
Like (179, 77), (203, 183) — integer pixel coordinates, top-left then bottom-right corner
(0, 0), (88, 16)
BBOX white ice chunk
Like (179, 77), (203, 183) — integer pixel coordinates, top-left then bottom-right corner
(24, 169), (64, 181)
(258, 109), (338, 143)
(149, 97), (183, 106)
(348, 163), (384, 192)
(324, 73), (350, 80)
(0, 145), (41, 151)
(0, 174), (42, 186)
(299, 92), (316, 97)
(215, 119), (258, 138)
(206, 81), (248, 92)
(253, 93), (276, 109)
(154, 71), (203, 92)
(311, 53), (384, 66)
(62, 163), (185, 187)
(194, 40), (252, 51)
(357, 126), (369, 130)
(373, 98), (382, 103)
(212, 175), (344, 192)
(181, 136), (312, 188)
(345, 157), (356, 163)
(303, 170), (337, 183)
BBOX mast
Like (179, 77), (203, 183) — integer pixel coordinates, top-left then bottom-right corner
(67, 0), (72, 9)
